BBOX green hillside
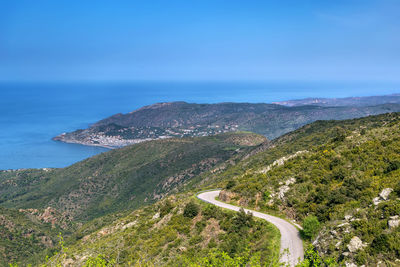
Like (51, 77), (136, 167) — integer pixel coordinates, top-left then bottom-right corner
(0, 132), (265, 222)
(0, 206), (67, 266)
(43, 193), (280, 266)
(212, 113), (400, 265)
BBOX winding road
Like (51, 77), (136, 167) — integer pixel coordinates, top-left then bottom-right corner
(197, 190), (304, 266)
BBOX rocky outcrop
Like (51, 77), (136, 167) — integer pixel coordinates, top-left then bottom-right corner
(347, 236), (366, 253)
(388, 215), (400, 229)
(373, 188), (393, 206)
(257, 151), (308, 174)
(379, 188), (393, 200)
(218, 190), (237, 202)
(19, 207), (72, 229)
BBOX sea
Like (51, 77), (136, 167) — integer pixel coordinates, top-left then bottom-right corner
(1, 80), (399, 170)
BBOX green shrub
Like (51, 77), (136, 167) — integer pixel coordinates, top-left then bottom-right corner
(160, 200), (174, 217)
(302, 216), (320, 240)
(226, 180), (236, 189)
(183, 201), (199, 218)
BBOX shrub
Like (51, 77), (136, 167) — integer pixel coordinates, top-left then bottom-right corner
(160, 200), (174, 217)
(232, 208), (253, 232)
(384, 160), (400, 174)
(183, 201), (199, 218)
(302, 216), (320, 240)
(226, 180), (236, 189)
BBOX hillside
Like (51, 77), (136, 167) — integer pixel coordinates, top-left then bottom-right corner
(53, 100), (400, 148)
(42, 193), (280, 266)
(0, 206), (70, 266)
(0, 132), (265, 222)
(211, 112), (400, 266)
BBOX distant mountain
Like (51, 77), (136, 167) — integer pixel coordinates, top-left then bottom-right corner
(53, 100), (400, 148)
(273, 93), (400, 107)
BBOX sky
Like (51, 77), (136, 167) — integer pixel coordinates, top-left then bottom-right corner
(0, 0), (399, 81)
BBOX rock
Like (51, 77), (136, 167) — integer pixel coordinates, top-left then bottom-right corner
(388, 215), (400, 229)
(179, 246), (187, 252)
(342, 252), (350, 257)
(337, 222), (350, 228)
(278, 185), (290, 199)
(218, 190), (236, 202)
(152, 212), (160, 220)
(379, 188), (393, 200)
(345, 262), (357, 267)
(285, 177), (296, 186)
(121, 221), (137, 230)
(373, 197), (381, 206)
(344, 215), (353, 221)
(347, 236), (366, 253)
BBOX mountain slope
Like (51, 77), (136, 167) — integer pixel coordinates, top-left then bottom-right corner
(42, 193), (281, 266)
(0, 206), (68, 266)
(0, 132), (265, 222)
(53, 101), (400, 147)
(212, 112), (400, 265)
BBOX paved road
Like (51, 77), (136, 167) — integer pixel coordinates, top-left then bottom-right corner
(197, 190), (304, 266)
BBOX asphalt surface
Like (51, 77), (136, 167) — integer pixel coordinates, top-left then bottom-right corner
(197, 190), (304, 266)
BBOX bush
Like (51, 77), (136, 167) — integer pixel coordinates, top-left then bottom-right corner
(226, 180), (236, 189)
(160, 200), (174, 217)
(232, 208), (253, 232)
(302, 216), (320, 240)
(183, 201), (199, 218)
(384, 160), (400, 174)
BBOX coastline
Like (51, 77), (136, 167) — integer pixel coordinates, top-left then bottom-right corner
(52, 136), (160, 149)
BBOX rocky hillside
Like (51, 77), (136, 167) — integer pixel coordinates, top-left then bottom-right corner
(53, 100), (400, 147)
(0, 132), (265, 222)
(43, 193), (280, 266)
(213, 112), (400, 266)
(0, 206), (72, 266)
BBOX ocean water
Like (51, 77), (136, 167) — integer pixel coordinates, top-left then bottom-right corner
(0, 81), (399, 170)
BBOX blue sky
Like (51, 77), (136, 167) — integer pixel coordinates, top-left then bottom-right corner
(1, 0), (399, 81)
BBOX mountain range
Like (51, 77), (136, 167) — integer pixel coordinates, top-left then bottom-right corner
(53, 94), (400, 148)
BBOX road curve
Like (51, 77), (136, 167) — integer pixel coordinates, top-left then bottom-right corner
(197, 190), (303, 266)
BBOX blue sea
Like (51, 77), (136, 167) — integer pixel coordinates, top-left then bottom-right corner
(0, 81), (399, 170)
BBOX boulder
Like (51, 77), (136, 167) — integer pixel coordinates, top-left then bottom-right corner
(372, 197), (381, 206)
(347, 236), (366, 253)
(379, 188), (393, 200)
(388, 215), (400, 229)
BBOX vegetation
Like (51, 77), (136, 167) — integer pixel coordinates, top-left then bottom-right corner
(0, 206), (61, 266)
(39, 194), (280, 266)
(215, 112), (400, 265)
(2, 112), (400, 266)
(0, 132), (264, 222)
(301, 216), (320, 240)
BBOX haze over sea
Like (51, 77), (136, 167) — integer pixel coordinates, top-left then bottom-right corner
(1, 81), (399, 170)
